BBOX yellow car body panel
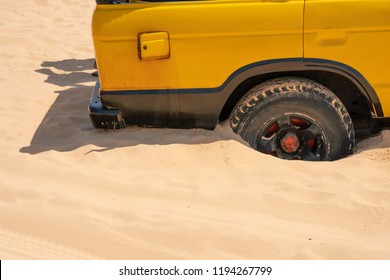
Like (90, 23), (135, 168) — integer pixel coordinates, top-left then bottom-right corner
(92, 0), (304, 91)
(304, 0), (390, 116)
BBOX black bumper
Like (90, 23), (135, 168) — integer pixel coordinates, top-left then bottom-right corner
(89, 81), (126, 129)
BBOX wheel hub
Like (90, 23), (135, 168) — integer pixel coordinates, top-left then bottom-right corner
(280, 132), (300, 153)
(257, 114), (328, 161)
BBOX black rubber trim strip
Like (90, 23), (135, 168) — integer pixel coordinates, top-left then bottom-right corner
(303, 58), (383, 117)
(101, 57), (383, 117)
(101, 58), (303, 96)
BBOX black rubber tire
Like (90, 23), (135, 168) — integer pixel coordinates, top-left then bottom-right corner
(230, 77), (355, 161)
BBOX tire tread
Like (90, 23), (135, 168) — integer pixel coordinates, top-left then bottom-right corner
(230, 77), (355, 160)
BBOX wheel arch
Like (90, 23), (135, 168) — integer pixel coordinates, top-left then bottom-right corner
(219, 59), (383, 130)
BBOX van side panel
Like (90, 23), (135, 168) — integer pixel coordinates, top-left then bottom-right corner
(304, 0), (390, 117)
(93, 1), (304, 91)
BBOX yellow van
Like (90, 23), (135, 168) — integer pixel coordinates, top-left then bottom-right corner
(90, 0), (390, 161)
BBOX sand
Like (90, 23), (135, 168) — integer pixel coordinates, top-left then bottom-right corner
(0, 0), (389, 259)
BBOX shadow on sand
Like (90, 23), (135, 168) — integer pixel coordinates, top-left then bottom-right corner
(20, 59), (224, 155)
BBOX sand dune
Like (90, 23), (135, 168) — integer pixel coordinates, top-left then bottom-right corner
(0, 0), (389, 259)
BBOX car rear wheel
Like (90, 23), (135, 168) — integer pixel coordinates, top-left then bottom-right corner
(230, 77), (355, 161)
